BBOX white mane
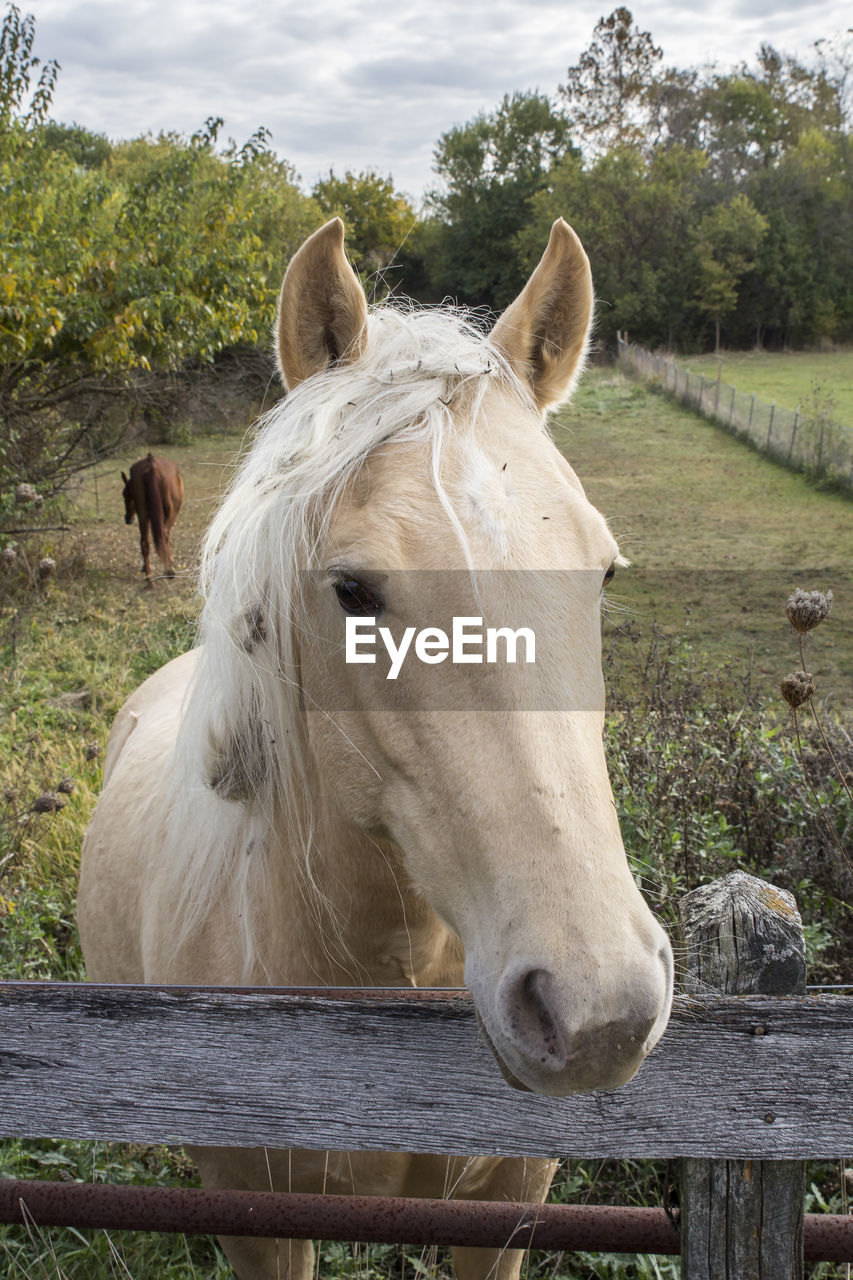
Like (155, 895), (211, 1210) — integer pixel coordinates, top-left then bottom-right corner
(164, 303), (535, 978)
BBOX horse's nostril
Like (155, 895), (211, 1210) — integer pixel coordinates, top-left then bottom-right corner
(522, 969), (564, 1061)
(498, 966), (568, 1068)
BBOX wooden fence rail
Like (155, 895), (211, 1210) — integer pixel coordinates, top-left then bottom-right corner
(1, 872), (851, 1275)
(1, 982), (851, 1160)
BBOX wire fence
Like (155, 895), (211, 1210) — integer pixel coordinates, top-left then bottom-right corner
(616, 335), (853, 493)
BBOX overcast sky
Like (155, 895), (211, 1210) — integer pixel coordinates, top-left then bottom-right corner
(24, 0), (851, 204)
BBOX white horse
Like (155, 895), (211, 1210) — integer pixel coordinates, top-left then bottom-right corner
(79, 217), (673, 1280)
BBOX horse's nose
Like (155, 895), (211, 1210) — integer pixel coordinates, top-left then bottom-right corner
(493, 959), (668, 1094)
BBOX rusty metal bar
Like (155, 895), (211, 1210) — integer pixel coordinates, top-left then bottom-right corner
(0, 1182), (677, 1252)
(0, 1181), (851, 1261)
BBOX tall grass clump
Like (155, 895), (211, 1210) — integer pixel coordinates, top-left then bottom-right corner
(604, 621), (853, 984)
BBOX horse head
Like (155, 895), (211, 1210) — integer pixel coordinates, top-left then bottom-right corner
(199, 218), (673, 1097)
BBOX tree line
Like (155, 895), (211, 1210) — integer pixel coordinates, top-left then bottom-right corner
(1, 3), (851, 496)
(414, 9), (852, 354)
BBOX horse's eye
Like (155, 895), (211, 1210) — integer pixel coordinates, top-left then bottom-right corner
(603, 562), (616, 587)
(334, 577), (384, 616)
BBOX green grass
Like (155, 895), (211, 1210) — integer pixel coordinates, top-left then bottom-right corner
(681, 349), (853, 424)
(555, 369), (853, 704)
(1, 438), (244, 1275)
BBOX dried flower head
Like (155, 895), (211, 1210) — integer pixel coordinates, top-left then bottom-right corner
(85, 741), (101, 761)
(785, 588), (833, 634)
(38, 557), (56, 580)
(31, 791), (67, 814)
(781, 671), (815, 709)
(57, 777), (75, 795)
(14, 482), (38, 505)
(1, 545), (16, 568)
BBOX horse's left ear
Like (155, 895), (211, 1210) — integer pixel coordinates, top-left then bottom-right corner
(491, 218), (593, 412)
(275, 218), (369, 391)
(121, 472), (128, 484)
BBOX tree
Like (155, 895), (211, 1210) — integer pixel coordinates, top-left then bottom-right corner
(518, 143), (708, 349)
(738, 127), (853, 347)
(426, 92), (571, 307)
(815, 28), (853, 131)
(696, 47), (847, 189)
(40, 120), (111, 167)
(311, 170), (415, 291)
(559, 7), (663, 153)
(0, 3), (57, 131)
(692, 194), (768, 351)
(0, 8), (320, 499)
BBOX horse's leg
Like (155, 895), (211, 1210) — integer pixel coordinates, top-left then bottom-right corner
(139, 514), (152, 585)
(163, 514), (176, 577)
(449, 1156), (558, 1280)
(188, 1146), (318, 1280)
(215, 1234), (314, 1280)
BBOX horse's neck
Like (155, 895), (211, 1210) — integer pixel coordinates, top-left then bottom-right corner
(263, 802), (463, 989)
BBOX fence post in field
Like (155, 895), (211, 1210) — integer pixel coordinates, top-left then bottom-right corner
(678, 871), (807, 1280)
(728, 385), (735, 426)
(788, 410), (799, 462)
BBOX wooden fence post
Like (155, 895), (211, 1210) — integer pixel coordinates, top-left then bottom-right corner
(678, 871), (807, 1280)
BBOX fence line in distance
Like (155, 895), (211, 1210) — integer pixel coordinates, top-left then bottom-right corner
(616, 336), (853, 492)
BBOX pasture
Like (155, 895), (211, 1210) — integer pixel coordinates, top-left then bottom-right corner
(555, 369), (853, 697)
(680, 350), (853, 425)
(1, 366), (851, 1279)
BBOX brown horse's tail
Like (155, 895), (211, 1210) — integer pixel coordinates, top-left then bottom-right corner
(142, 457), (167, 567)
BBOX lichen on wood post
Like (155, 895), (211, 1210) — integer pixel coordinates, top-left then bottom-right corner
(679, 870), (806, 1280)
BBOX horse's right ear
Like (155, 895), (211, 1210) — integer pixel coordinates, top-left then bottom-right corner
(121, 472), (128, 484)
(275, 218), (369, 391)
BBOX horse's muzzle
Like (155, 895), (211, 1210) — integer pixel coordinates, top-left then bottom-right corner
(473, 948), (673, 1097)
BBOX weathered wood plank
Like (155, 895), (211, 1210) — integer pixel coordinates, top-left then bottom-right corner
(679, 872), (807, 1280)
(0, 980), (851, 1159)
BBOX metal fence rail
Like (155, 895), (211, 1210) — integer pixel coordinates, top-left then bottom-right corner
(616, 336), (853, 490)
(1, 1180), (852, 1261)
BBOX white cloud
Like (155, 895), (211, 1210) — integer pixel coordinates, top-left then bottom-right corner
(25, 0), (852, 200)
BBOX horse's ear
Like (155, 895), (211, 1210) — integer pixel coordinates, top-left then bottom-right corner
(275, 218), (369, 391)
(491, 218), (593, 412)
(121, 472), (128, 484)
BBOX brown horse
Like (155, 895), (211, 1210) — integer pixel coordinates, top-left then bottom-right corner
(121, 453), (183, 584)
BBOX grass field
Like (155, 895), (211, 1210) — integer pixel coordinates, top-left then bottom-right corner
(682, 349), (853, 424)
(1, 370), (851, 1278)
(554, 369), (853, 707)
